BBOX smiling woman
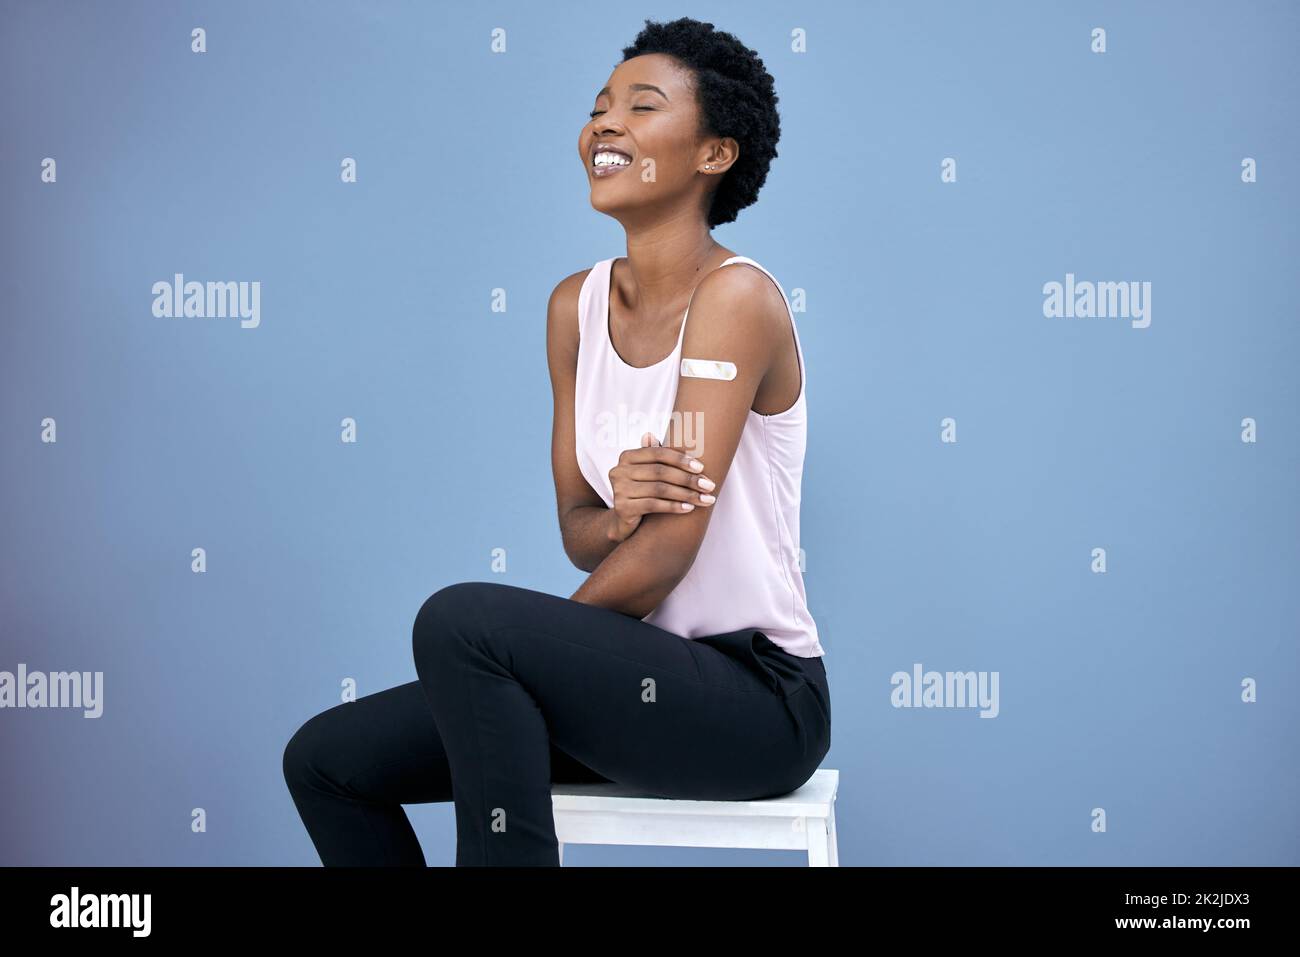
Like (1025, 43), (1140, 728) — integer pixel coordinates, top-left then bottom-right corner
(283, 16), (830, 868)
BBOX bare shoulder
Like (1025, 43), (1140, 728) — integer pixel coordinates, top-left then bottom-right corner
(546, 266), (594, 357)
(546, 265), (599, 396)
(685, 260), (790, 344)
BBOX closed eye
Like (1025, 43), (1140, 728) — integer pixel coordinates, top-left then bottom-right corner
(588, 106), (655, 118)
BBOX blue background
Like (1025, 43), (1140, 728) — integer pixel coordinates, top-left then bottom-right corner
(2, 0), (1296, 865)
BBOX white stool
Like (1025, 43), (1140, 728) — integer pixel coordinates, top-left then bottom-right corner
(551, 768), (839, 866)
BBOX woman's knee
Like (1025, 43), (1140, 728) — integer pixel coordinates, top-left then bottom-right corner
(282, 696), (369, 790)
(412, 581), (500, 663)
(282, 712), (329, 794)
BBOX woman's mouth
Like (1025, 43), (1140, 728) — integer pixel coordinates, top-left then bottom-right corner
(591, 146), (633, 178)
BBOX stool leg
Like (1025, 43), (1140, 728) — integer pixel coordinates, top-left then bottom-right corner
(827, 802), (839, 867)
(806, 818), (830, 866)
(558, 842), (565, 867)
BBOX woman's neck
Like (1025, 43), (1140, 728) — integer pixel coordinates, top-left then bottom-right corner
(617, 226), (727, 318)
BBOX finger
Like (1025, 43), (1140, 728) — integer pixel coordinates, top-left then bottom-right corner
(622, 481), (716, 506)
(627, 496), (699, 515)
(625, 463), (716, 492)
(622, 445), (706, 475)
(613, 512), (640, 532)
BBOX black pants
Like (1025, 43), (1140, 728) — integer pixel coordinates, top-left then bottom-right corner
(282, 581), (831, 866)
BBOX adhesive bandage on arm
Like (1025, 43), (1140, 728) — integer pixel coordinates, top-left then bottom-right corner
(680, 358), (737, 380)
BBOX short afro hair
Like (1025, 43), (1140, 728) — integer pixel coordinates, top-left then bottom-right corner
(619, 17), (781, 228)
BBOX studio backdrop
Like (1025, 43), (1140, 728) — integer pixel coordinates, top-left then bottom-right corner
(1, 0), (1296, 865)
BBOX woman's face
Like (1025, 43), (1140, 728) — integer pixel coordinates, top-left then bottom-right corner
(579, 53), (728, 224)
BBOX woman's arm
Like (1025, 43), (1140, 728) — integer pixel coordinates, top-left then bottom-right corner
(546, 270), (620, 572)
(569, 264), (790, 618)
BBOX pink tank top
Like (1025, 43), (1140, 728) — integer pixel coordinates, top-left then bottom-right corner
(573, 255), (824, 658)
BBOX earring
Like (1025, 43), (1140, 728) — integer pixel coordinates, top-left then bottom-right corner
(704, 164), (714, 170)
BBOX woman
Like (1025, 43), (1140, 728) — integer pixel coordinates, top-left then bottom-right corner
(283, 16), (829, 867)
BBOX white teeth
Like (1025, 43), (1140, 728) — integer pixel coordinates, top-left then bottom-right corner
(594, 152), (630, 167)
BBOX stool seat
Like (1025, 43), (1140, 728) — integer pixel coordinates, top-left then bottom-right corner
(551, 768), (839, 866)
